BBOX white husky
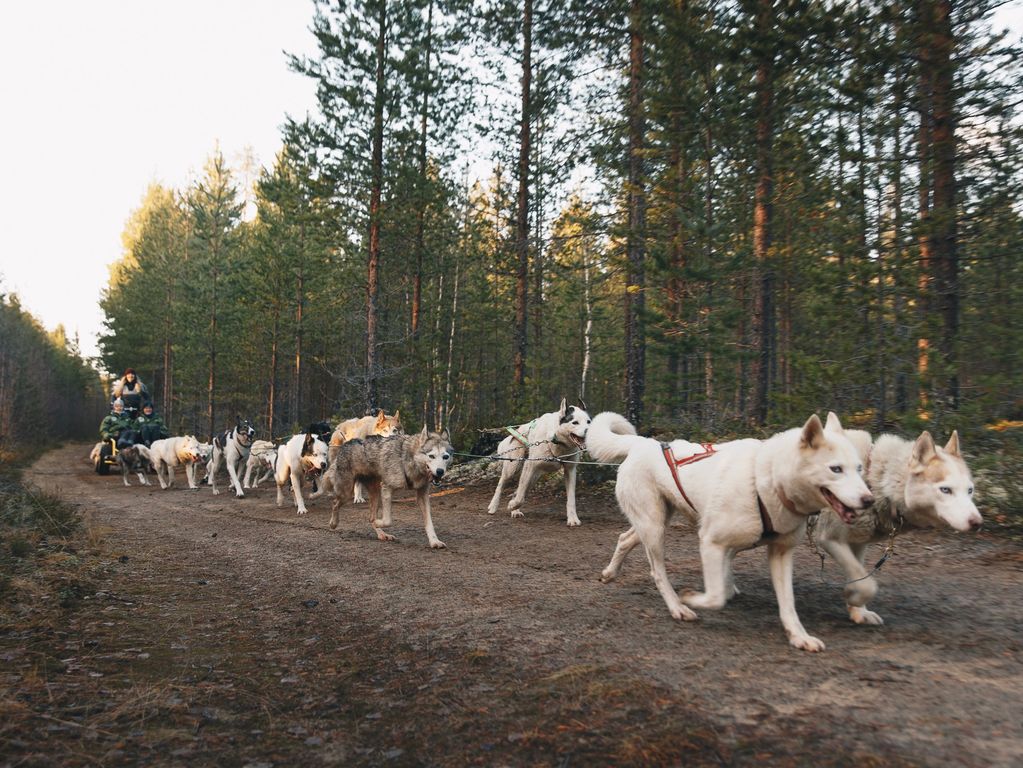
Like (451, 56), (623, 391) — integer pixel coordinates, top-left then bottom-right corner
(589, 411), (874, 652)
(275, 430), (330, 516)
(243, 440), (277, 489)
(814, 430), (981, 626)
(486, 399), (591, 526)
(148, 436), (203, 490)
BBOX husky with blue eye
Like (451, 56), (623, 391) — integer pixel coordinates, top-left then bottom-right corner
(814, 429), (982, 626)
(588, 411), (875, 652)
(325, 426), (453, 549)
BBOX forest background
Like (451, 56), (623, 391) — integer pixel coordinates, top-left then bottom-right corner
(3, 0), (1022, 518)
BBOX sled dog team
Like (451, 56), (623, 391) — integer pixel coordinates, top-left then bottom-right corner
(100, 399), (982, 652)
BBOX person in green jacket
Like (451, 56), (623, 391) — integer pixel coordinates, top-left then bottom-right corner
(99, 399), (133, 442)
(135, 402), (170, 446)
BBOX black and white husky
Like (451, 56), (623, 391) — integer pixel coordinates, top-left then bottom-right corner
(486, 399), (590, 526)
(209, 419), (256, 497)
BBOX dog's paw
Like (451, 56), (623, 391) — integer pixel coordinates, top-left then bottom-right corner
(849, 607), (884, 626)
(670, 604), (699, 622)
(235, 492), (245, 499)
(566, 516), (581, 527)
(681, 590), (724, 610)
(430, 539), (447, 549)
(789, 634), (826, 652)
(510, 510), (524, 519)
(296, 507), (307, 515)
(375, 531), (396, 542)
(599, 568), (618, 583)
(212, 488), (220, 495)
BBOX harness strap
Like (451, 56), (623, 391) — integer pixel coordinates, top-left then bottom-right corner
(661, 443), (717, 513)
(756, 495), (778, 540)
(506, 419), (537, 447)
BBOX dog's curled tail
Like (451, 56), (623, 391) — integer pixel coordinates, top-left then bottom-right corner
(586, 412), (643, 463)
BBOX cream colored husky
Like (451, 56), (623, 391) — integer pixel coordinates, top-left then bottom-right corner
(814, 430), (981, 626)
(588, 411), (874, 652)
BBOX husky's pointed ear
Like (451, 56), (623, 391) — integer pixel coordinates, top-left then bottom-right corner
(559, 397), (567, 418)
(440, 428), (450, 442)
(943, 430), (961, 457)
(376, 410), (387, 425)
(824, 411), (844, 433)
(420, 424), (429, 438)
(911, 431), (937, 468)
(393, 410), (400, 421)
(302, 432), (314, 456)
(800, 414), (825, 449)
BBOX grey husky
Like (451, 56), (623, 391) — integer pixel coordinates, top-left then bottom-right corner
(326, 426), (453, 549)
(814, 430), (982, 626)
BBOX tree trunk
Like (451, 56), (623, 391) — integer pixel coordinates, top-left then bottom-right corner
(624, 0), (647, 428)
(294, 265), (304, 424)
(513, 0), (533, 396)
(751, 0), (775, 425)
(930, 0), (959, 411)
(366, 0), (387, 413)
(916, 3), (934, 413)
(269, 308), (279, 438)
(412, 0), (434, 340)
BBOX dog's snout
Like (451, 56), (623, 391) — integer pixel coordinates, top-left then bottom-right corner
(969, 517), (983, 532)
(860, 494), (875, 509)
(434, 467), (445, 478)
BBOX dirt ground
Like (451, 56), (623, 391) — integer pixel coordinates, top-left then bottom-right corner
(4, 443), (1022, 767)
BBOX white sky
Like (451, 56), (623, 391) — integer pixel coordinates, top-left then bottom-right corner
(0, 1), (320, 360)
(0, 2), (1021, 364)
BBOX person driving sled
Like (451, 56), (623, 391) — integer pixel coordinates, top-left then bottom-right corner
(99, 399), (133, 443)
(135, 401), (169, 447)
(111, 367), (149, 417)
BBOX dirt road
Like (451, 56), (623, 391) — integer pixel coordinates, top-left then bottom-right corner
(10, 443), (1023, 766)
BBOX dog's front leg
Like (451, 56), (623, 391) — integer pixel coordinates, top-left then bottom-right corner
(418, 487), (446, 549)
(210, 456), (221, 495)
(823, 539), (882, 625)
(563, 463), (581, 526)
(243, 456), (256, 489)
(353, 480), (368, 504)
(600, 526), (640, 582)
(291, 471), (308, 515)
(166, 463), (176, 489)
(768, 539), (824, 652)
(372, 483), (396, 542)
(507, 461), (540, 518)
(227, 458), (245, 498)
(186, 462), (199, 489)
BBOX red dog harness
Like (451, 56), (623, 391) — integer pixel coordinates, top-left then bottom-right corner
(662, 442), (778, 540)
(661, 442), (717, 513)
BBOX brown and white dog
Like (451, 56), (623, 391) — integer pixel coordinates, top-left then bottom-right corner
(814, 430), (982, 626)
(274, 428), (330, 515)
(117, 441), (152, 487)
(311, 409), (402, 502)
(149, 436), (204, 490)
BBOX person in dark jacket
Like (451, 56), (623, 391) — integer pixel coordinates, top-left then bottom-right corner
(99, 399), (133, 442)
(111, 368), (150, 416)
(135, 402), (170, 447)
